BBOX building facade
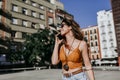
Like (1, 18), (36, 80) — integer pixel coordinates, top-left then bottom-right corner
(0, 0), (12, 63)
(97, 10), (118, 66)
(0, 0), (73, 63)
(111, 0), (120, 66)
(82, 26), (101, 66)
(0, 0), (62, 54)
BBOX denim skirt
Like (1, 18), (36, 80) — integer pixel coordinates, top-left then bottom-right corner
(62, 72), (88, 80)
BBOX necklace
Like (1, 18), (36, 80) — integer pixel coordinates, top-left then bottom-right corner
(65, 38), (75, 55)
(63, 38), (75, 71)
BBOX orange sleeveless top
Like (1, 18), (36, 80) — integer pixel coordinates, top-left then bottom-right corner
(59, 44), (83, 69)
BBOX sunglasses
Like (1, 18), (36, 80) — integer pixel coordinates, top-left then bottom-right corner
(61, 24), (66, 28)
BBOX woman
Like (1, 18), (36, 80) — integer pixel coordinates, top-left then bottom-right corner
(51, 18), (95, 80)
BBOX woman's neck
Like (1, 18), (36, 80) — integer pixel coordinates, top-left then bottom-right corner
(65, 31), (75, 44)
(65, 35), (75, 50)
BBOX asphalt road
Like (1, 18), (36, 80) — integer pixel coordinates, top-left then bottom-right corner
(0, 69), (120, 80)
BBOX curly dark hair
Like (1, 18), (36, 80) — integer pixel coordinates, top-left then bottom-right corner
(61, 18), (83, 40)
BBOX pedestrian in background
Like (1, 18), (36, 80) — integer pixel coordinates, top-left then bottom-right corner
(51, 18), (95, 80)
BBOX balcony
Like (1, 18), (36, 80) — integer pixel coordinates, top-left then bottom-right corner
(107, 23), (111, 26)
(0, 8), (12, 20)
(100, 25), (105, 28)
(103, 47), (107, 49)
(101, 32), (106, 35)
(108, 31), (112, 34)
(109, 38), (113, 41)
(102, 39), (107, 42)
(0, 22), (11, 33)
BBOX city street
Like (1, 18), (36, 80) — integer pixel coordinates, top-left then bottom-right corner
(0, 69), (120, 80)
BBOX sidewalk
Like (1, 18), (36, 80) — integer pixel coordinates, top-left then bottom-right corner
(0, 69), (120, 80)
(93, 66), (120, 71)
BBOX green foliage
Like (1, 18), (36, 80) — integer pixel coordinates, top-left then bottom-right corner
(6, 39), (23, 63)
(23, 28), (55, 66)
(7, 51), (22, 63)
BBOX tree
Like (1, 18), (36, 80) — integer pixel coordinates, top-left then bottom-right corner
(22, 28), (55, 67)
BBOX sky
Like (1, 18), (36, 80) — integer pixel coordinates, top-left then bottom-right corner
(59, 0), (111, 28)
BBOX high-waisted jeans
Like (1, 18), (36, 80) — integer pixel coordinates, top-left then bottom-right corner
(62, 72), (88, 80)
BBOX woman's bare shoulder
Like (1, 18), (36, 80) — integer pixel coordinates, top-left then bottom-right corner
(79, 40), (87, 50)
(80, 40), (87, 46)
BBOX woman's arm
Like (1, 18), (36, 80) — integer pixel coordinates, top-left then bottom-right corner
(51, 36), (62, 65)
(80, 41), (95, 80)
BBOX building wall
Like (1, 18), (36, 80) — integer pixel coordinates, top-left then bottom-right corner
(111, 0), (120, 66)
(1, 0), (64, 43)
(0, 0), (12, 61)
(0, 0), (74, 63)
(0, 0), (11, 42)
(0, 0), (73, 51)
(82, 26), (101, 66)
(97, 10), (118, 65)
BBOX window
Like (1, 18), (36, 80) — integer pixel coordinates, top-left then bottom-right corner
(40, 24), (45, 29)
(12, 4), (18, 12)
(45, 0), (50, 2)
(22, 20), (27, 27)
(84, 37), (88, 42)
(94, 29), (96, 33)
(48, 8), (53, 13)
(31, 22), (35, 28)
(22, 8), (27, 15)
(39, 4), (44, 10)
(95, 35), (97, 39)
(31, 11), (36, 17)
(31, 1), (37, 7)
(91, 36), (93, 40)
(22, 0), (28, 3)
(103, 44), (107, 49)
(22, 0), (27, 2)
(100, 25), (105, 28)
(57, 15), (63, 20)
(111, 43), (114, 47)
(0, 2), (2, 8)
(104, 54), (108, 57)
(11, 31), (16, 37)
(85, 31), (87, 35)
(12, 18), (18, 24)
(90, 30), (92, 34)
(39, 13), (44, 19)
(91, 42), (93, 47)
(48, 17), (53, 24)
(95, 42), (98, 46)
(108, 23), (111, 26)
(97, 55), (99, 59)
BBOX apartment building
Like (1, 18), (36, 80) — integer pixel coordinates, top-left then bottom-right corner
(111, 0), (120, 66)
(0, 0), (74, 63)
(82, 26), (101, 66)
(0, 0), (63, 49)
(0, 0), (12, 62)
(97, 10), (118, 66)
(55, 8), (73, 30)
